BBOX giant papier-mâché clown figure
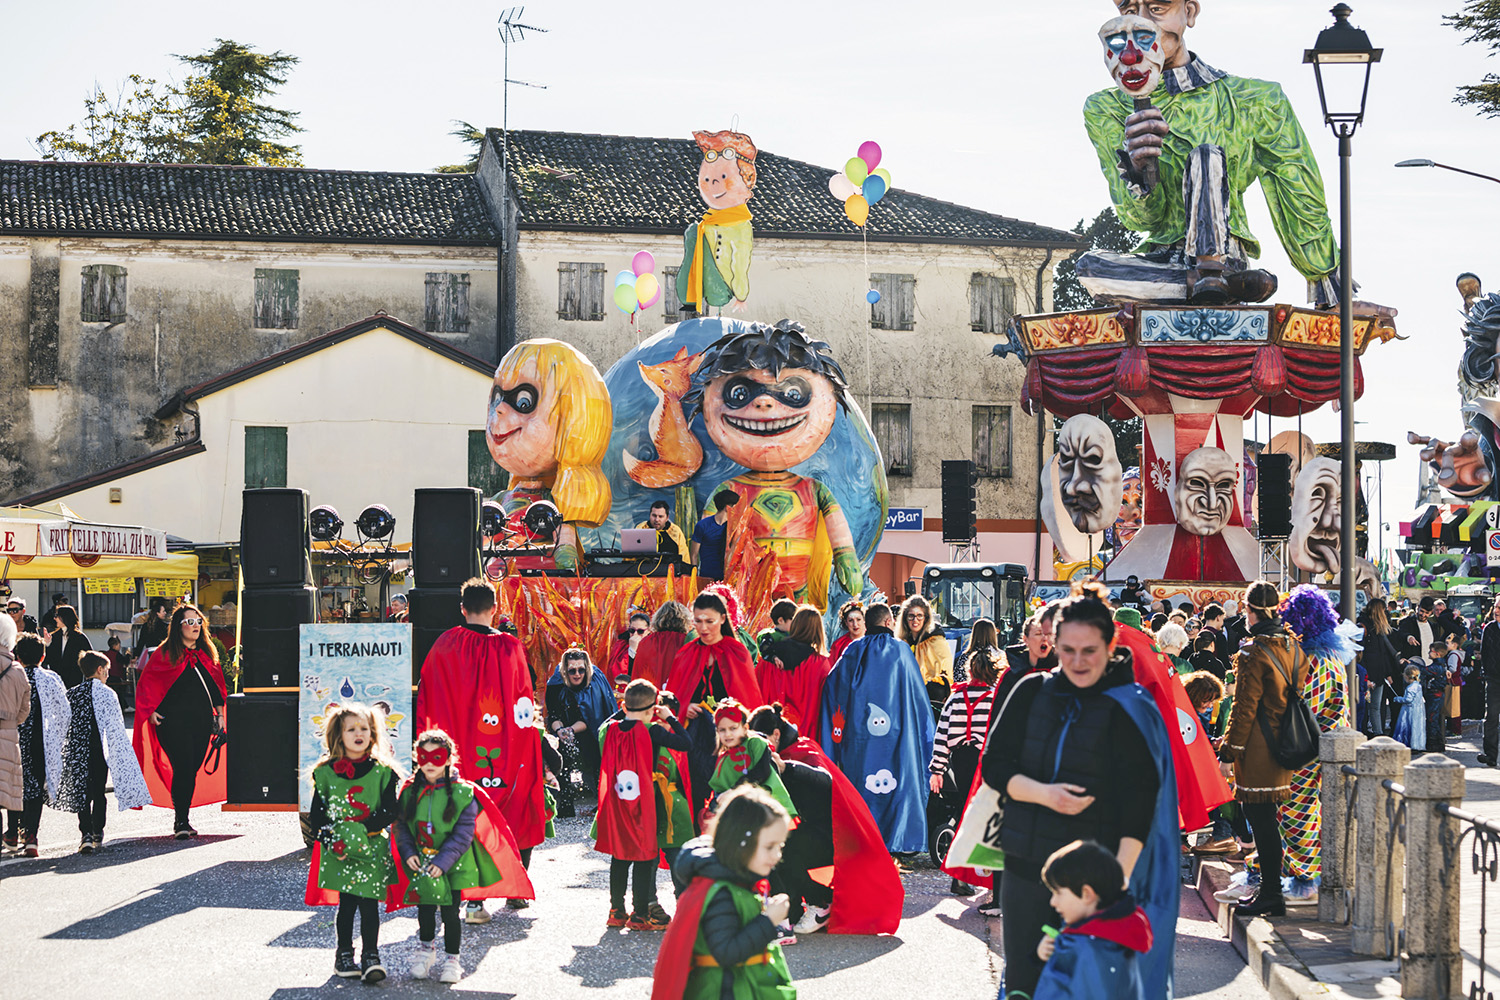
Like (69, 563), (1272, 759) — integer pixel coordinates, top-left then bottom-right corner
(684, 320), (863, 606)
(486, 339), (612, 570)
(677, 130), (757, 314)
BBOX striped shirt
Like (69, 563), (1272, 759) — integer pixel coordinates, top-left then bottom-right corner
(930, 682), (995, 774)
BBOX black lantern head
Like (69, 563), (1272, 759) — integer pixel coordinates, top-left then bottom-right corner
(356, 504), (396, 540)
(1303, 4), (1382, 133)
(480, 500), (506, 539)
(522, 500), (563, 541)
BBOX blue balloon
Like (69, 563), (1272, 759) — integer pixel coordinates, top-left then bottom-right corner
(615, 269), (637, 288)
(867, 289), (882, 304)
(862, 175), (887, 205)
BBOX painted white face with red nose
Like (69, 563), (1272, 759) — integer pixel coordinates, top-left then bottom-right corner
(1100, 14), (1165, 98)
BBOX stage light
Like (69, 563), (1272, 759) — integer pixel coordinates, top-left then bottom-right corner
(523, 500), (562, 541)
(481, 500), (506, 538)
(356, 504), (396, 540)
(309, 505), (344, 542)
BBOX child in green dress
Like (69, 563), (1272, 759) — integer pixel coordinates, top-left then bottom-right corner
(307, 702), (400, 983)
(709, 699), (798, 821)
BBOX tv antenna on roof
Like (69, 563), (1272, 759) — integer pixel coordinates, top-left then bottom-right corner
(498, 7), (548, 187)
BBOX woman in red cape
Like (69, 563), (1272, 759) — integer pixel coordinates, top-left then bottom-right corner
(755, 607), (832, 737)
(828, 599), (866, 667)
(132, 604), (228, 834)
(417, 613), (546, 853)
(632, 602), (692, 687)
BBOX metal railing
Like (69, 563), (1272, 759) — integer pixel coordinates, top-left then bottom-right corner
(1435, 802), (1500, 1000)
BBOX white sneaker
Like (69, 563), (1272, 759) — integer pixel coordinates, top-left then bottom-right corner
(409, 941), (440, 979)
(1213, 883), (1257, 903)
(465, 901), (491, 924)
(793, 906), (830, 936)
(437, 954), (463, 984)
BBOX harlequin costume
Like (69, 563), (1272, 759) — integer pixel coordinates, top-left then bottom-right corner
(7, 663), (68, 850)
(709, 730), (798, 821)
(1033, 895), (1154, 1000)
(417, 623), (545, 852)
(707, 473), (855, 608)
(652, 850), (796, 1000)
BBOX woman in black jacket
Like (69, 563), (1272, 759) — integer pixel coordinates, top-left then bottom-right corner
(44, 606), (92, 688)
(1360, 600), (1401, 736)
(980, 588), (1161, 998)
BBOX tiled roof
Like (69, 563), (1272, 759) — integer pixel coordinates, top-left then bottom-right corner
(497, 129), (1081, 247)
(0, 160), (501, 245)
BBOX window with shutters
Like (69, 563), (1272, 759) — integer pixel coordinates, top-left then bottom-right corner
(468, 430), (510, 498)
(972, 405), (1012, 478)
(970, 273), (1016, 333)
(557, 262), (607, 321)
(253, 268), (299, 329)
(80, 264), (127, 324)
(871, 403), (913, 476)
(663, 266), (692, 322)
(245, 426), (288, 489)
(870, 273), (916, 330)
(425, 272), (471, 333)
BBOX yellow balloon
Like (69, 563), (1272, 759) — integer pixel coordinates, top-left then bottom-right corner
(844, 194), (870, 227)
(635, 272), (660, 306)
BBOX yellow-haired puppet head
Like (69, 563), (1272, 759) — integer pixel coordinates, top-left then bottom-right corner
(487, 338), (612, 527)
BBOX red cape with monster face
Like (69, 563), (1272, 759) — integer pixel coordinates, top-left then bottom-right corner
(416, 625), (546, 850)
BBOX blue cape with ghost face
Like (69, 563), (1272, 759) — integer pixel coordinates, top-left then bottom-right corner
(820, 632), (935, 853)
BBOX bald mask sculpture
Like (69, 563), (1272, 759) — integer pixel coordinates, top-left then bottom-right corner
(1054, 414), (1125, 535)
(1174, 447), (1238, 536)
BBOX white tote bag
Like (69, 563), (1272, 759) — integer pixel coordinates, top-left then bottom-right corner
(946, 781), (1006, 872)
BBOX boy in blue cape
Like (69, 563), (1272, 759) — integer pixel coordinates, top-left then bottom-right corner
(1033, 839), (1152, 1000)
(820, 602), (934, 853)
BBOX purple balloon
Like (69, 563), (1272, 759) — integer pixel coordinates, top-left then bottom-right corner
(632, 250), (655, 277)
(858, 140), (882, 172)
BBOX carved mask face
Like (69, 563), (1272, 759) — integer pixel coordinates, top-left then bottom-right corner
(1100, 14), (1165, 97)
(1112, 0), (1197, 70)
(1174, 447), (1238, 536)
(1289, 456), (1343, 575)
(703, 367), (838, 471)
(1056, 415), (1124, 534)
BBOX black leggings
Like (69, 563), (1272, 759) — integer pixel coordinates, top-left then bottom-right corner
(418, 891), (463, 954)
(77, 762), (108, 836)
(336, 893), (381, 954)
(157, 717), (210, 826)
(5, 796), (46, 840)
(609, 857), (658, 912)
(1242, 800), (1284, 892)
(1000, 869), (1061, 1000)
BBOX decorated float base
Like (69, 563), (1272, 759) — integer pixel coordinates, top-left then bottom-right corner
(1006, 301), (1396, 585)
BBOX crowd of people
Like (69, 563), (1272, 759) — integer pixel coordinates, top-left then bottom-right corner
(4, 569), (1496, 999)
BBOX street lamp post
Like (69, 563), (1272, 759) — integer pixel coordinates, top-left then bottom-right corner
(1305, 3), (1380, 705)
(1395, 158), (1500, 186)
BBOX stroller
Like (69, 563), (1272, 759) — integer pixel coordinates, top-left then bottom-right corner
(927, 738), (983, 869)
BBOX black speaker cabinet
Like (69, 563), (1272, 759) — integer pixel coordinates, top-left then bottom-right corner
(413, 488), (481, 587)
(241, 489), (311, 586)
(940, 459), (978, 543)
(240, 584), (317, 689)
(226, 693), (300, 805)
(1257, 452), (1294, 539)
(408, 587), (463, 686)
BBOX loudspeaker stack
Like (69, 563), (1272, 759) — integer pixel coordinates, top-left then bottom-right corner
(941, 460), (979, 543)
(233, 488), (316, 805)
(1257, 452), (1294, 539)
(409, 488), (481, 686)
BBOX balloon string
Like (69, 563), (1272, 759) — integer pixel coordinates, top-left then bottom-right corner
(863, 225), (874, 411)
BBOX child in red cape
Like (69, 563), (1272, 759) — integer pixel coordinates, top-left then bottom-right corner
(597, 678), (689, 931)
(748, 704), (903, 936)
(755, 607), (832, 737)
(130, 603), (227, 837)
(416, 577), (544, 922)
(653, 786), (797, 1000)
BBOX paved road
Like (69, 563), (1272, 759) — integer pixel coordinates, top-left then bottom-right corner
(2, 798), (1266, 999)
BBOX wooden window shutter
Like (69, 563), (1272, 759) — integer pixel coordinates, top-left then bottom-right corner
(558, 262), (580, 320)
(585, 263), (607, 321)
(254, 269), (299, 329)
(467, 430), (511, 497)
(972, 406), (1012, 477)
(81, 264), (127, 324)
(426, 273), (471, 333)
(872, 403), (913, 475)
(993, 276), (1015, 333)
(970, 273), (987, 332)
(897, 275), (916, 330)
(244, 426), (288, 489)
(663, 266), (686, 321)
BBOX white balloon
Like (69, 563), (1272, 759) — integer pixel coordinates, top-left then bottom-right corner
(829, 173), (858, 201)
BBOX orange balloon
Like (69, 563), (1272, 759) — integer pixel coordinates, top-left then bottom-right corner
(844, 194), (869, 227)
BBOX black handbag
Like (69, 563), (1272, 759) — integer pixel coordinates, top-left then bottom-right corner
(195, 665), (229, 774)
(1257, 642), (1320, 771)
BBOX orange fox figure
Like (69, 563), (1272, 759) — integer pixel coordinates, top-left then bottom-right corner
(624, 347), (705, 488)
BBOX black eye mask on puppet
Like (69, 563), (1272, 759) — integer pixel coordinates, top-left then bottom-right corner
(489, 382), (540, 415)
(721, 376), (814, 410)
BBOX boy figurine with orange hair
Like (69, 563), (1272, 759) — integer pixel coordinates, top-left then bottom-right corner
(677, 130), (757, 313)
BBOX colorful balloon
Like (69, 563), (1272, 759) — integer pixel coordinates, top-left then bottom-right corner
(635, 272), (660, 308)
(866, 289), (882, 305)
(844, 157), (869, 186)
(829, 173), (858, 202)
(614, 283), (638, 314)
(858, 140), (882, 172)
(873, 167), (892, 190)
(862, 175), (887, 205)
(616, 269), (637, 288)
(844, 194), (869, 227)
(631, 250), (655, 277)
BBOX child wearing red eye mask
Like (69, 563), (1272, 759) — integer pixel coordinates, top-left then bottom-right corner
(391, 728), (534, 984)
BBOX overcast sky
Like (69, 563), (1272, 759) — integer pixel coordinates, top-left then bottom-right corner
(3, 1), (1495, 549)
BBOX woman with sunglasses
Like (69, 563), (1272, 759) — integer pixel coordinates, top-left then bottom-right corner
(606, 611), (652, 687)
(544, 649), (616, 816)
(132, 604), (227, 838)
